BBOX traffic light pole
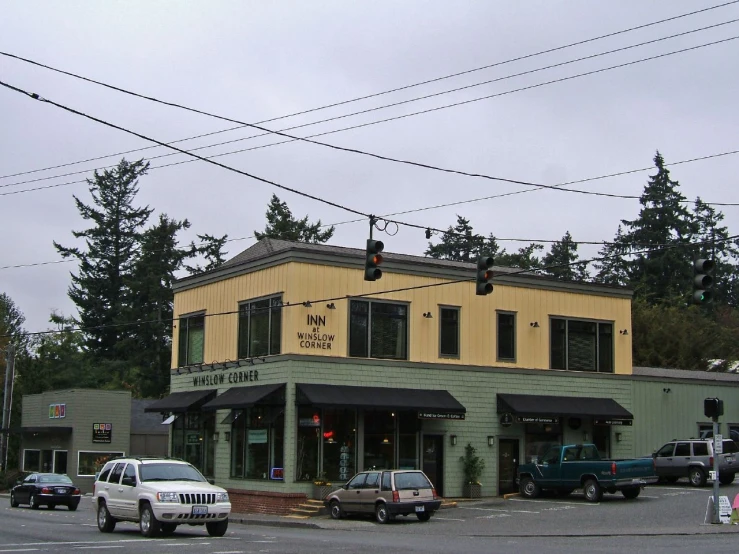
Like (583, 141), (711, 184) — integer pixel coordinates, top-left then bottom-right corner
(712, 418), (720, 524)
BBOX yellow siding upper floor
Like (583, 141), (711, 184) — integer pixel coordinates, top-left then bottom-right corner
(173, 259), (633, 374)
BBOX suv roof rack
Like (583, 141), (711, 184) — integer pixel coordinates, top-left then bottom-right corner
(103, 455), (186, 463)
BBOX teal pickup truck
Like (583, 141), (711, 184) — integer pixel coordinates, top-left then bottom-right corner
(517, 444), (658, 502)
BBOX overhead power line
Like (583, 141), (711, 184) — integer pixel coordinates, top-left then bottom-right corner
(5, 233), (736, 339)
(2, 0), (737, 181)
(3, 22), (738, 191)
(0, 81), (367, 218)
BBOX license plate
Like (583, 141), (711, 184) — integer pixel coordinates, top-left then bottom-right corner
(192, 505), (208, 515)
(56, 488), (67, 494)
(727, 456), (735, 462)
(415, 505), (425, 513)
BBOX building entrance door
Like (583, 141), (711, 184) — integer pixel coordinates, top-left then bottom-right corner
(53, 450), (68, 474)
(422, 435), (444, 497)
(498, 439), (519, 495)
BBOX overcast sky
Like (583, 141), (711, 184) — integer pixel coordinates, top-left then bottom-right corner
(2, 1), (738, 333)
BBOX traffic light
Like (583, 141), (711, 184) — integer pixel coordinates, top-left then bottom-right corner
(693, 258), (715, 304)
(704, 397), (724, 419)
(476, 256), (494, 295)
(364, 239), (384, 281)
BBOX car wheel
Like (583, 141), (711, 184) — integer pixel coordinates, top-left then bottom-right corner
(329, 500), (343, 520)
(583, 479), (603, 503)
(689, 467), (707, 487)
(375, 503), (390, 524)
(621, 487), (640, 500)
(160, 523), (177, 536)
(10, 492), (19, 508)
(139, 503), (161, 538)
(206, 520), (228, 537)
(416, 511), (431, 522)
(719, 473), (736, 485)
(29, 493), (40, 510)
(97, 501), (117, 533)
(68, 501), (79, 512)
(519, 476), (541, 499)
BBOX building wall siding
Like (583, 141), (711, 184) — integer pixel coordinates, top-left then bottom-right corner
(173, 262), (632, 374)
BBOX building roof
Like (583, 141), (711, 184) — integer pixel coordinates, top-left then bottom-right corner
(633, 366), (739, 383)
(175, 238), (631, 298)
(131, 399), (171, 434)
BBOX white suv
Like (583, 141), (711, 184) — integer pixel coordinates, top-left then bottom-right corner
(93, 457), (231, 537)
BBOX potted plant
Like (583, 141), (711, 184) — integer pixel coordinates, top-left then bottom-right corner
(312, 472), (333, 500)
(460, 442), (485, 498)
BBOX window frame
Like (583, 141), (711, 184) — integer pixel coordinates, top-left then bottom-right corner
(177, 311), (206, 367)
(348, 299), (409, 360)
(549, 316), (614, 372)
(438, 305), (460, 359)
(237, 294), (283, 359)
(496, 310), (517, 362)
(22, 449), (41, 472)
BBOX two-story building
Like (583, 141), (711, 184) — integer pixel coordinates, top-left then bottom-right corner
(146, 238), (642, 513)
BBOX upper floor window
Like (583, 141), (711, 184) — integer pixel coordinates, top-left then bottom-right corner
(439, 306), (459, 358)
(178, 313), (205, 366)
(497, 311), (516, 362)
(550, 318), (613, 372)
(349, 300), (408, 360)
(238, 296), (282, 358)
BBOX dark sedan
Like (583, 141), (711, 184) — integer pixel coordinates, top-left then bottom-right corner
(11, 473), (81, 510)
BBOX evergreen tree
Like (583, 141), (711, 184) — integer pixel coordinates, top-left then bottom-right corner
(495, 243), (544, 271)
(53, 159), (152, 360)
(184, 233), (229, 275)
(541, 231), (589, 281)
(593, 226), (631, 287)
(124, 215), (192, 397)
(254, 194), (334, 243)
(425, 215), (500, 262)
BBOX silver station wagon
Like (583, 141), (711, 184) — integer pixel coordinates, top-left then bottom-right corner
(324, 469), (441, 523)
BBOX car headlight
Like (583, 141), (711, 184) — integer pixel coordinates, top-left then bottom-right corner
(156, 492), (180, 503)
(216, 492), (229, 502)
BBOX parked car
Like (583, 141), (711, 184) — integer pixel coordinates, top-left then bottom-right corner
(324, 469), (441, 523)
(517, 443), (658, 502)
(93, 456), (231, 537)
(653, 438), (738, 486)
(10, 473), (81, 510)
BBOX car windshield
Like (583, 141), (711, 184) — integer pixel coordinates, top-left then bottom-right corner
(394, 472), (432, 490)
(38, 474), (73, 484)
(139, 463), (206, 482)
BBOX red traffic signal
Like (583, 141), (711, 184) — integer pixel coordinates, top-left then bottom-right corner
(365, 239), (384, 281)
(476, 256), (494, 295)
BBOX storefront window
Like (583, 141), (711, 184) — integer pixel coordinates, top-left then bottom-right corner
(23, 449), (40, 472)
(77, 451), (124, 476)
(364, 411), (395, 470)
(398, 412), (420, 469)
(171, 412), (215, 477)
(524, 422), (562, 463)
(322, 409), (356, 482)
(296, 406), (320, 482)
(230, 406), (284, 480)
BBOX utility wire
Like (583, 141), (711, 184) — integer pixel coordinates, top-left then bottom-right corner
(0, 81), (367, 218)
(4, 23), (738, 191)
(6, 233), (735, 339)
(3, 0), (737, 181)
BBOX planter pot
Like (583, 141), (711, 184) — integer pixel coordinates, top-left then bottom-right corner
(463, 483), (482, 499)
(313, 484), (333, 500)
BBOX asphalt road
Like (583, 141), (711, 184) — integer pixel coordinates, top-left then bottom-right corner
(2, 480), (739, 554)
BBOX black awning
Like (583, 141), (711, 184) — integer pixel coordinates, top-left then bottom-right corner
(296, 383), (466, 413)
(201, 383), (285, 411)
(144, 390), (216, 413)
(21, 426), (73, 434)
(496, 393), (633, 419)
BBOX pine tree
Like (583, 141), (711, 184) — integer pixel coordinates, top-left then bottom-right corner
(495, 244), (544, 271)
(593, 226), (631, 287)
(54, 159), (153, 360)
(184, 233), (229, 275)
(425, 216), (500, 262)
(541, 231), (589, 281)
(254, 194), (335, 243)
